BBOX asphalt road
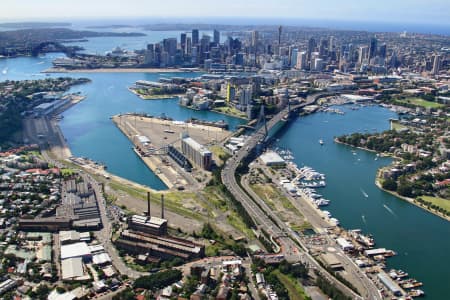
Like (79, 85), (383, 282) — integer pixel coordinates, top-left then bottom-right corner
(221, 93), (381, 300)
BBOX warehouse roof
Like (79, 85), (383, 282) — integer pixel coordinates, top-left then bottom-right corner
(61, 242), (91, 260)
(93, 253), (112, 265)
(61, 257), (84, 280)
(260, 151), (285, 166)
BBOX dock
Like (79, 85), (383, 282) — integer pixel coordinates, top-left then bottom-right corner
(112, 114), (232, 191)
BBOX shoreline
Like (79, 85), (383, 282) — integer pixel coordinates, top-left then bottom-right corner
(111, 116), (174, 190)
(211, 108), (248, 120)
(375, 178), (450, 222)
(335, 139), (450, 222)
(42, 67), (192, 74)
(128, 87), (182, 100)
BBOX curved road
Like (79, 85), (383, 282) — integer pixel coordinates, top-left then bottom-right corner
(221, 93), (381, 300)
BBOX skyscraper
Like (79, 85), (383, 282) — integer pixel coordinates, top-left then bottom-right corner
(251, 30), (259, 54)
(278, 26), (282, 46)
(432, 54), (441, 75)
(296, 51), (307, 70)
(369, 37), (378, 59)
(379, 43), (387, 59)
(180, 33), (187, 55)
(192, 29), (199, 46)
(359, 46), (369, 65)
(307, 37), (316, 62)
(213, 29), (220, 45)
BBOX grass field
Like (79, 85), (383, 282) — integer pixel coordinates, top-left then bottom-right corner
(390, 120), (409, 132)
(209, 145), (230, 167)
(213, 106), (247, 119)
(396, 97), (445, 109)
(108, 181), (203, 220)
(274, 270), (310, 300)
(420, 196), (450, 211)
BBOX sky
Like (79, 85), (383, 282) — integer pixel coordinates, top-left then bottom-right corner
(1, 0), (449, 26)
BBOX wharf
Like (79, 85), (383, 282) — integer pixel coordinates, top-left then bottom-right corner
(111, 114), (232, 191)
(112, 116), (175, 189)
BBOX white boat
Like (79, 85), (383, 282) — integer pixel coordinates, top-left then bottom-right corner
(319, 139), (324, 145)
(329, 217), (340, 226)
(315, 199), (330, 206)
(1, 67), (7, 75)
(360, 188), (369, 198)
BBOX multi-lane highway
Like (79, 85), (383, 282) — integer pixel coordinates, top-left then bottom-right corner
(221, 93), (381, 299)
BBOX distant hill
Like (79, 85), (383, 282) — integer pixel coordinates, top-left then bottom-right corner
(0, 22), (72, 28)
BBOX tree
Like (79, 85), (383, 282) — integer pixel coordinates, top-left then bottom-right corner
(382, 178), (398, 191)
(397, 182), (413, 197)
(112, 288), (135, 300)
(134, 269), (182, 291)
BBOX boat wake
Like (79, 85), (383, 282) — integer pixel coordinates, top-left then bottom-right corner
(383, 204), (397, 217)
(360, 188), (369, 198)
(362, 215), (367, 224)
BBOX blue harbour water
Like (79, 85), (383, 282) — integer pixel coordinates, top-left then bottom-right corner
(0, 31), (449, 298)
(275, 106), (450, 299)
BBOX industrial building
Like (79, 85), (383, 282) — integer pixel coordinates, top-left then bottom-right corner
(181, 134), (212, 170)
(0, 279), (18, 296)
(260, 151), (286, 166)
(336, 238), (355, 251)
(59, 230), (90, 244)
(377, 272), (403, 296)
(321, 253), (344, 270)
(128, 215), (168, 236)
(116, 192), (205, 262)
(167, 145), (192, 171)
(60, 242), (92, 261)
(115, 229), (204, 261)
(18, 217), (72, 232)
(61, 257), (85, 281)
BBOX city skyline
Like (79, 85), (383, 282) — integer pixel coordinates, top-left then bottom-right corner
(2, 0), (450, 26)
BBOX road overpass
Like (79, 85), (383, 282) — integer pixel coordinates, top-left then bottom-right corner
(221, 93), (381, 300)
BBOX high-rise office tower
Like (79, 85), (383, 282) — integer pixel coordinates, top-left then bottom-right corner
(278, 26), (282, 46)
(307, 37), (316, 62)
(296, 51), (307, 70)
(180, 33), (187, 55)
(192, 29), (199, 45)
(290, 48), (298, 68)
(144, 44), (155, 65)
(251, 30), (259, 55)
(369, 37), (378, 59)
(329, 36), (335, 52)
(359, 46), (369, 65)
(432, 54), (441, 75)
(379, 44), (387, 59)
(163, 38), (177, 57)
(213, 29), (220, 45)
(186, 37), (192, 55)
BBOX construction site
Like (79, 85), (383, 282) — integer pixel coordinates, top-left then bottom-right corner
(112, 113), (232, 190)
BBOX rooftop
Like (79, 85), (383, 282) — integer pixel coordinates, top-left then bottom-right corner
(61, 257), (84, 280)
(60, 242), (91, 260)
